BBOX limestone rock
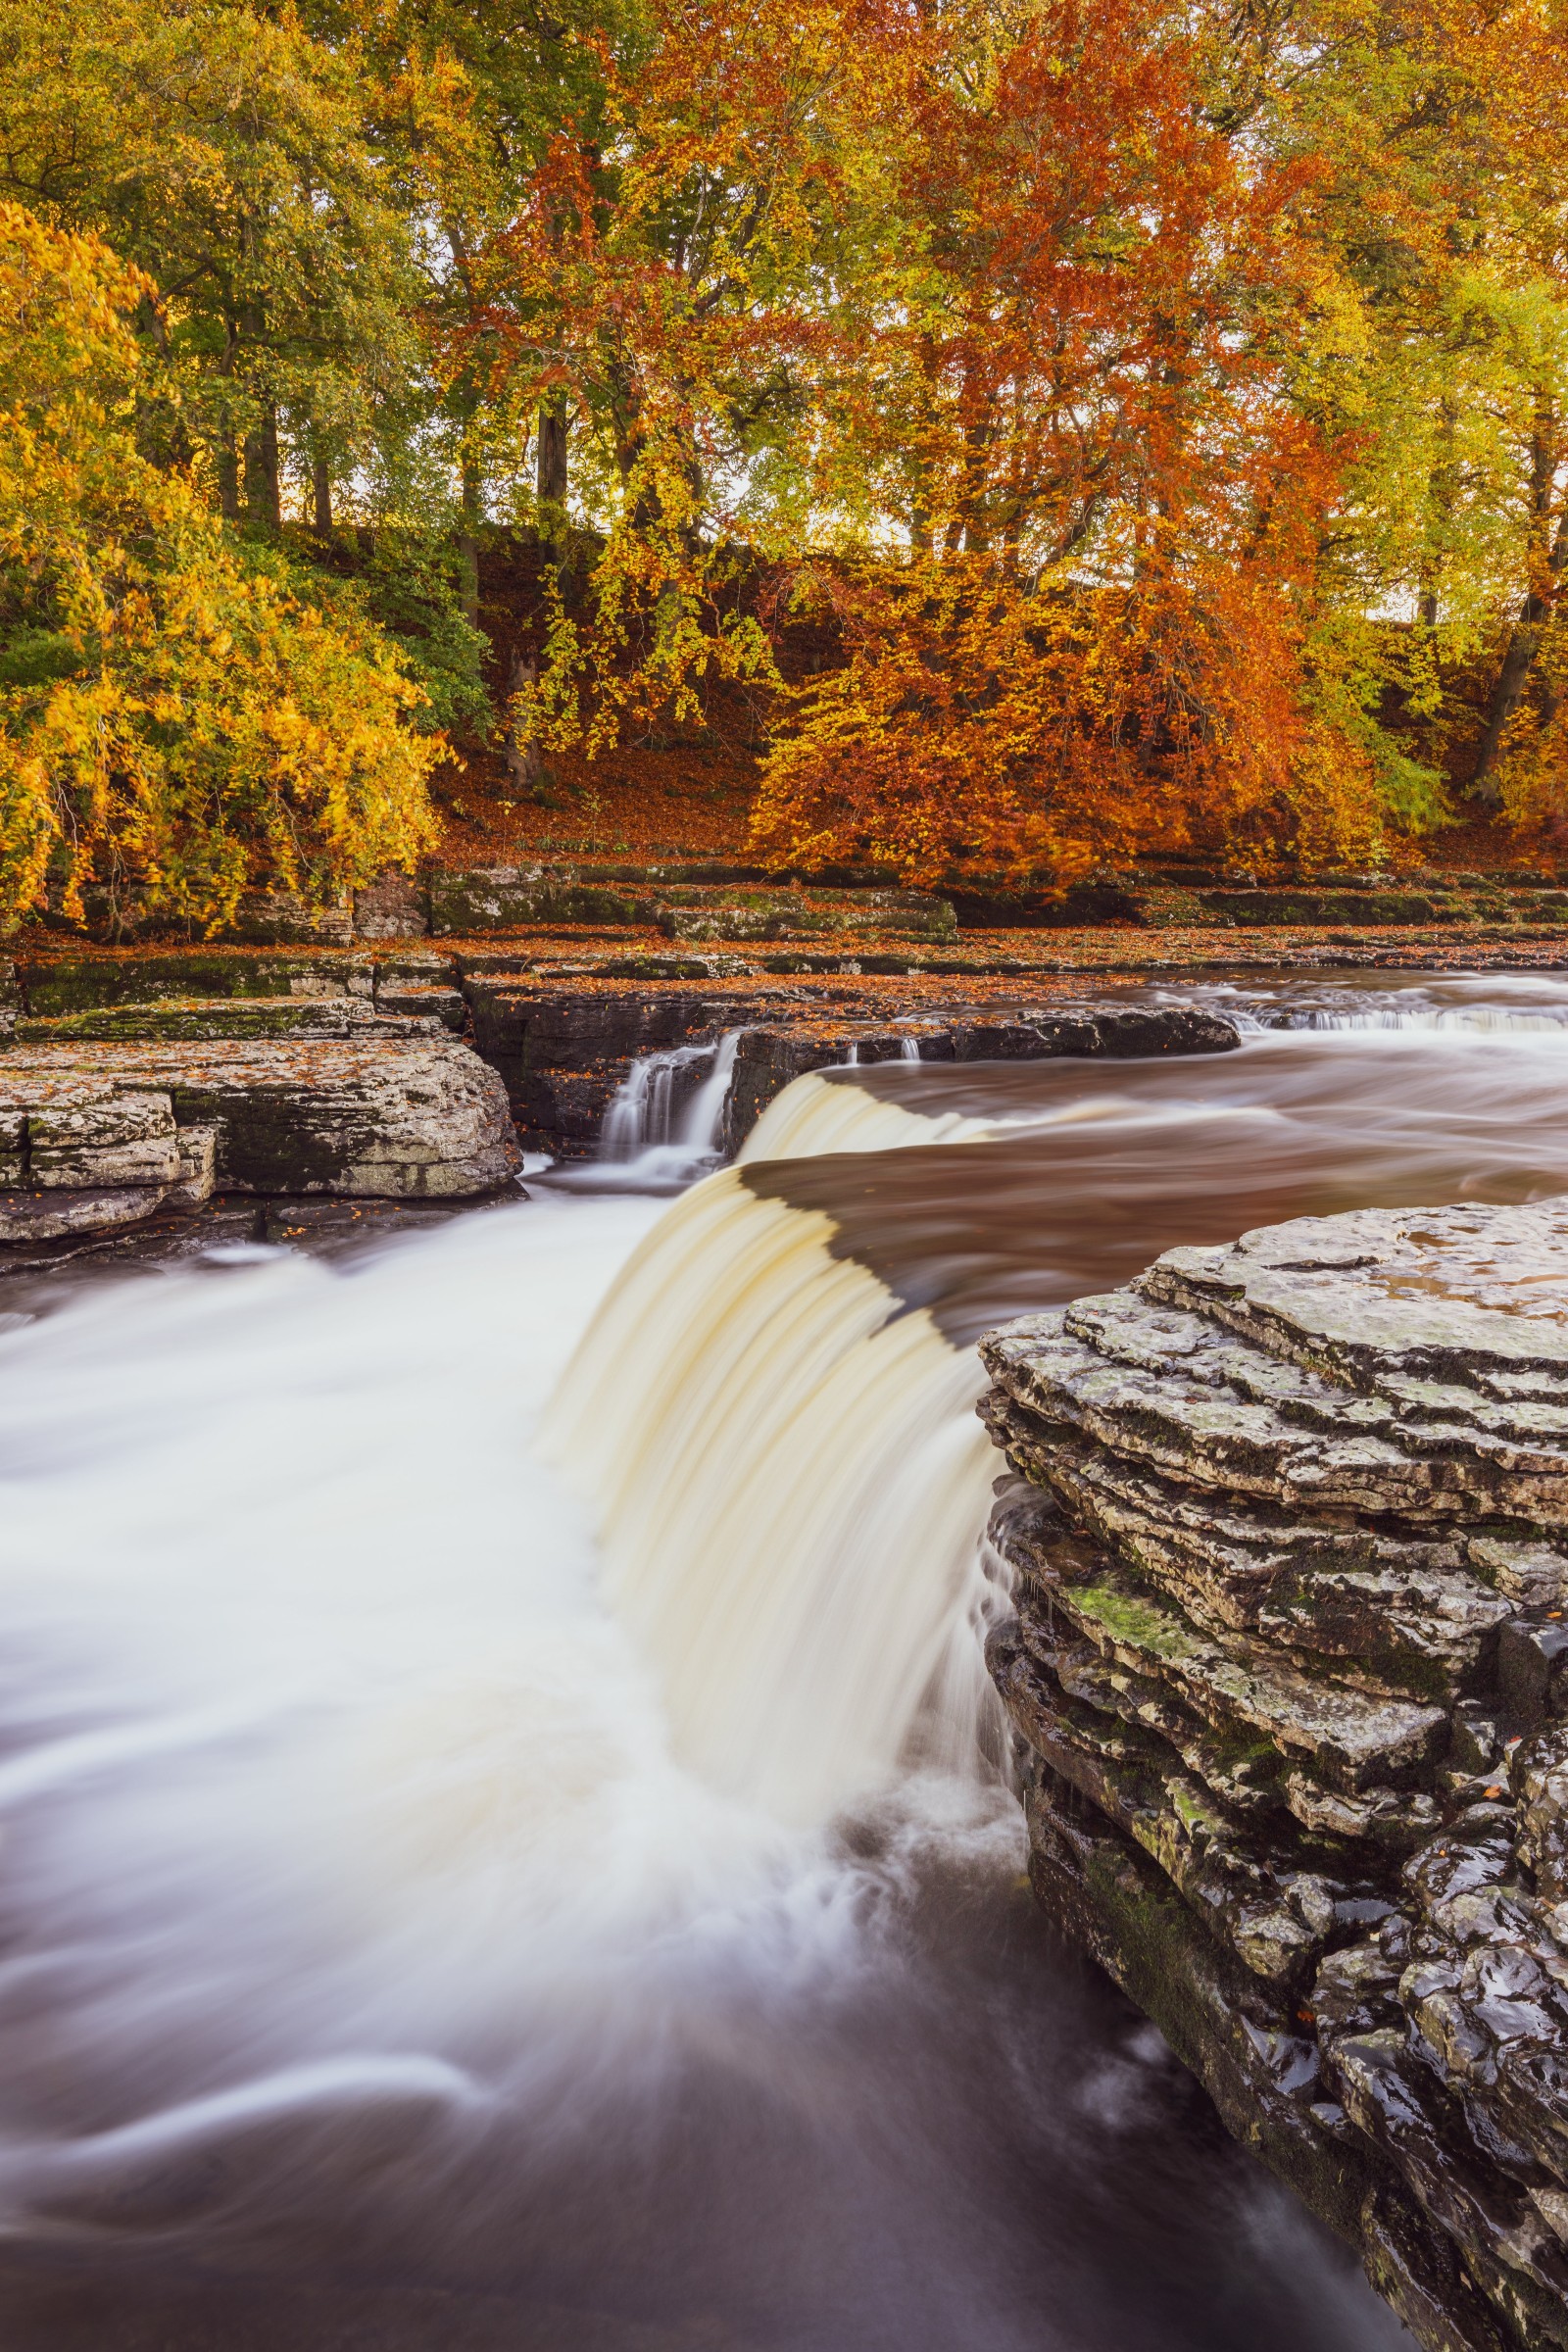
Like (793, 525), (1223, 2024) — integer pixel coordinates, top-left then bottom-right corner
(352, 869), (430, 939)
(25, 1088), (180, 1188)
(0, 1186), (171, 1241)
(14, 998), (435, 1046)
(981, 1199), (1568, 2352)
(0, 1039), (518, 1222)
(14, 952), (375, 1016)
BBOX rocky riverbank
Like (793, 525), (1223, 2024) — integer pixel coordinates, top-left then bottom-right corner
(16, 854), (1568, 1188)
(0, 923), (1250, 1246)
(981, 1200), (1568, 2352)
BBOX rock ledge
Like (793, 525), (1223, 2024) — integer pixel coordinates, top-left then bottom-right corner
(982, 1200), (1568, 2352)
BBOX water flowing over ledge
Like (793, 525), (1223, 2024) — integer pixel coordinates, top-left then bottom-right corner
(542, 1170), (1001, 1822)
(8, 973), (1568, 2344)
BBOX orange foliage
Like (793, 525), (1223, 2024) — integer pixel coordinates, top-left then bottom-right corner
(752, 0), (1373, 880)
(752, 551), (1376, 885)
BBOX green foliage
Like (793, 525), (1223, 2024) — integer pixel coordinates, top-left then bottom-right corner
(274, 531), (495, 740)
(2, 0), (1567, 892)
(0, 202), (442, 935)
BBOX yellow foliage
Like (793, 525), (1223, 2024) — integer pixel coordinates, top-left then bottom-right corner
(0, 203), (441, 935)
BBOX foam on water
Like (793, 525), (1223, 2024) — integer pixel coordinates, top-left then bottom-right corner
(0, 1197), (916, 2221)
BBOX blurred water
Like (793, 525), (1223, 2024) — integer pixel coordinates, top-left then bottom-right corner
(2, 973), (1552, 2345)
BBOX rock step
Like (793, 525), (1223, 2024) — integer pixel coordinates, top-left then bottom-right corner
(18, 858), (1568, 951)
(463, 994), (1238, 1154)
(6, 956), (1243, 1161)
(13, 999), (448, 1044)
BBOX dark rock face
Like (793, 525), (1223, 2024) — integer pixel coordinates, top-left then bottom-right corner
(466, 984), (766, 1151)
(719, 1004), (1240, 1156)
(980, 1201), (1568, 2352)
(4, 949), (1242, 1161)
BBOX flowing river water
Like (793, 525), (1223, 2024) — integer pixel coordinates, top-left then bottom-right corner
(6, 969), (1568, 2348)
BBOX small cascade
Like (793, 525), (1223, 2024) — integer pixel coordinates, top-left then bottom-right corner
(1271, 1003), (1568, 1034)
(599, 1043), (716, 1161)
(1171, 974), (1568, 1036)
(574, 1032), (742, 1191)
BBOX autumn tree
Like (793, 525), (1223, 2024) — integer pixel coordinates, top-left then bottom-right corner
(0, 203), (441, 934)
(463, 0), (876, 765)
(748, 0), (1372, 880)
(310, 0), (631, 597)
(1193, 0), (1568, 825)
(0, 0), (420, 527)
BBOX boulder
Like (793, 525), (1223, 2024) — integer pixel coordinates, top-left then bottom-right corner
(981, 1200), (1568, 2352)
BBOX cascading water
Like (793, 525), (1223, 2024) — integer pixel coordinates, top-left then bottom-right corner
(9, 978), (1568, 2346)
(578, 1030), (742, 1191)
(542, 1176), (1002, 1820)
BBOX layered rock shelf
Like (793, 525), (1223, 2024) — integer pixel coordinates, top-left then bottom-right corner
(0, 1038), (518, 1245)
(41, 858), (1568, 947)
(980, 1200), (1568, 2351)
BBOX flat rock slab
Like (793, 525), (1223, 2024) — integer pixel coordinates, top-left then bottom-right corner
(11, 952), (376, 1014)
(0, 1041), (518, 1207)
(12, 999), (440, 1046)
(1146, 1201), (1568, 1394)
(0, 1186), (172, 1242)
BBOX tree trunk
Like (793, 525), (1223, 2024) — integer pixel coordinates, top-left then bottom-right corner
(313, 458), (332, 536)
(505, 647), (544, 794)
(537, 396), (568, 511)
(1472, 505), (1568, 804)
(457, 455), (482, 624)
(217, 431), (241, 521)
(244, 407), (281, 530)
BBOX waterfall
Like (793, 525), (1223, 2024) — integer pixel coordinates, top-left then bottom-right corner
(598, 1046), (708, 1160)
(741, 1071), (993, 1160)
(542, 1170), (1002, 1823)
(589, 1032), (742, 1187)
(0, 991), (1543, 2343)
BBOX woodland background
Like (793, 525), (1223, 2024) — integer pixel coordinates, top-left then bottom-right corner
(1, 0), (1566, 928)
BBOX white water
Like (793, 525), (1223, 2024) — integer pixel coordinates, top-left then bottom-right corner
(742, 1072), (993, 1160)
(0, 1198), (945, 2232)
(1187, 970), (1568, 1033)
(0, 988), (1521, 2345)
(590, 1030), (742, 1189)
(543, 1173), (1000, 1822)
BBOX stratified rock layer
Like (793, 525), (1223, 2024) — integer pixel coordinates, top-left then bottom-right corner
(980, 1201), (1568, 2352)
(0, 1037), (518, 1227)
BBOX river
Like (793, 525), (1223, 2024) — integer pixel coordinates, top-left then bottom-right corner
(3, 970), (1567, 2348)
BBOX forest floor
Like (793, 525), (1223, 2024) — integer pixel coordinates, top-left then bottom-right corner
(432, 739), (1568, 881)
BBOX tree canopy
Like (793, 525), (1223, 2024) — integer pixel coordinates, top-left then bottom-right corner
(1, 0), (1565, 902)
(0, 201), (440, 932)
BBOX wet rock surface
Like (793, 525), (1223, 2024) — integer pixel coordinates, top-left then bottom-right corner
(1, 937), (1244, 1169)
(981, 1200), (1568, 2352)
